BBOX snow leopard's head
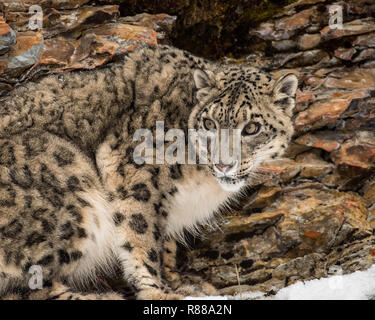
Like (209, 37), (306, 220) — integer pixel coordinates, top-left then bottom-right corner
(188, 66), (298, 192)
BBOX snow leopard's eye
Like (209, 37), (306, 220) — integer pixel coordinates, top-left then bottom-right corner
(242, 121), (261, 136)
(203, 118), (216, 131)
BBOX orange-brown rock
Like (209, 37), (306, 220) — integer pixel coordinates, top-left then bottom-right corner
(257, 159), (301, 185)
(295, 131), (349, 152)
(284, 0), (326, 10)
(0, 21), (157, 94)
(353, 33), (375, 48)
(5, 5), (120, 36)
(321, 170), (352, 189)
(186, 184), (373, 289)
(35, 23), (157, 72)
(363, 177), (375, 207)
(368, 207), (375, 230)
(181, 0), (375, 296)
(243, 186), (282, 211)
(353, 48), (375, 63)
(1, 0), (91, 11)
(334, 47), (356, 61)
(295, 151), (334, 178)
(321, 18), (375, 40)
(294, 90), (369, 132)
(275, 8), (316, 32)
(120, 13), (177, 43)
(324, 69), (375, 90)
(0, 18), (11, 36)
(295, 89), (313, 112)
(331, 132), (375, 170)
(298, 33), (321, 50)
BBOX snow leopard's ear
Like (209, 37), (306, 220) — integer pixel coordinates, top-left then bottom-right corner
(272, 73), (298, 116)
(193, 69), (215, 100)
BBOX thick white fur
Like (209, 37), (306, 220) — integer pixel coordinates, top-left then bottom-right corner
(166, 168), (236, 241)
(66, 190), (117, 288)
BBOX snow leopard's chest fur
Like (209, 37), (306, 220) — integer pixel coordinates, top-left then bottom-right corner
(165, 168), (233, 238)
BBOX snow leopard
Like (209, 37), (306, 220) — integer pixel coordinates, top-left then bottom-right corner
(0, 45), (298, 299)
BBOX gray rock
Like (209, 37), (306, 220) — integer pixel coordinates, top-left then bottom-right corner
(0, 27), (16, 55)
(7, 38), (44, 69)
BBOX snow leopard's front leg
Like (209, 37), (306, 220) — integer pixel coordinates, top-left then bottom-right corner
(112, 196), (182, 299)
(163, 237), (218, 297)
(97, 140), (183, 299)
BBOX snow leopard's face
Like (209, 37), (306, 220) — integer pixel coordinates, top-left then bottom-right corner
(188, 67), (298, 192)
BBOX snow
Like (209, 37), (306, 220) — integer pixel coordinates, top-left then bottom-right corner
(270, 265), (375, 300)
(186, 265), (375, 300)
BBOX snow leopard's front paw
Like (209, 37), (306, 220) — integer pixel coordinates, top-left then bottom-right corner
(200, 281), (218, 296)
(137, 288), (184, 300)
(175, 281), (218, 297)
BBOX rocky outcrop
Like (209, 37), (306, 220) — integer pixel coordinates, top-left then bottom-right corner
(182, 0), (375, 296)
(0, 2), (177, 95)
(185, 184), (374, 295)
(0, 0), (296, 94)
(0, 0), (374, 298)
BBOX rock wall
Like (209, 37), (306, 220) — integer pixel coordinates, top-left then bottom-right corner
(183, 0), (375, 296)
(0, 0), (374, 297)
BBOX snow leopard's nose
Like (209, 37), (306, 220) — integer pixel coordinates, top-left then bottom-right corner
(214, 161), (238, 175)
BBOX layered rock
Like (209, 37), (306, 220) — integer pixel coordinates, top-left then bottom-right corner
(0, 0), (374, 298)
(182, 0), (375, 297)
(185, 184), (374, 293)
(0, 3), (174, 95)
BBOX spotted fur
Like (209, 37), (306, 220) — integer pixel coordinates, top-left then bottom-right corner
(0, 45), (297, 299)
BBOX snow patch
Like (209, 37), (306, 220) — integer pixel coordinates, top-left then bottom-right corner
(270, 265), (375, 300)
(186, 265), (375, 300)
